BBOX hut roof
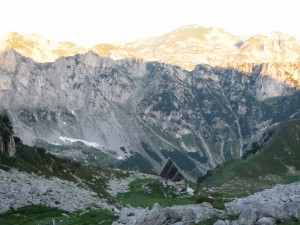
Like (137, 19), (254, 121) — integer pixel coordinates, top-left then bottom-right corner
(160, 158), (185, 181)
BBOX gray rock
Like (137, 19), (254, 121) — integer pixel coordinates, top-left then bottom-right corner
(214, 219), (230, 225)
(238, 207), (257, 225)
(0, 169), (111, 213)
(172, 222), (187, 225)
(152, 203), (161, 210)
(115, 202), (225, 225)
(0, 132), (16, 157)
(255, 217), (276, 225)
(231, 221), (239, 225)
(226, 181), (300, 223)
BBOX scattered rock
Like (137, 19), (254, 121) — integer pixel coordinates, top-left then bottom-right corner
(0, 169), (111, 213)
(114, 202), (225, 225)
(213, 219), (230, 225)
(226, 181), (300, 224)
(231, 220), (239, 225)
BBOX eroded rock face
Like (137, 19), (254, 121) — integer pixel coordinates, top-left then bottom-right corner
(5, 135), (15, 157)
(0, 50), (299, 178)
(0, 135), (15, 157)
(0, 169), (111, 213)
(0, 115), (16, 157)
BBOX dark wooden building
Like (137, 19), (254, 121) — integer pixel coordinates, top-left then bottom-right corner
(160, 158), (184, 181)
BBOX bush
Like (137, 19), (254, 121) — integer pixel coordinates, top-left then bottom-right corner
(71, 161), (81, 167)
(18, 150), (36, 165)
(13, 136), (22, 144)
(36, 147), (46, 155)
(0, 152), (17, 166)
(195, 197), (214, 204)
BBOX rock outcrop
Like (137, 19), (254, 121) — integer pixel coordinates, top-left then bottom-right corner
(0, 115), (16, 157)
(0, 168), (111, 213)
(113, 202), (225, 225)
(226, 181), (300, 224)
(3, 135), (15, 157)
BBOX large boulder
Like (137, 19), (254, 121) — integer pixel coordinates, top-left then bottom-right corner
(237, 207), (257, 225)
(256, 217), (276, 225)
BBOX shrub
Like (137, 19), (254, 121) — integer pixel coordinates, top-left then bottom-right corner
(195, 197), (214, 204)
(36, 147), (46, 155)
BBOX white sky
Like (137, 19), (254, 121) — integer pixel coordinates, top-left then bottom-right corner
(0, 0), (299, 47)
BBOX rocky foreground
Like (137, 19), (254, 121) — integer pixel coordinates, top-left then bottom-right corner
(113, 202), (224, 225)
(0, 169), (111, 213)
(113, 181), (300, 225)
(225, 181), (300, 225)
(0, 166), (299, 225)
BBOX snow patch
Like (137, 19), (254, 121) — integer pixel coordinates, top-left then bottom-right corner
(58, 136), (101, 148)
(50, 142), (61, 146)
(180, 141), (197, 152)
(116, 155), (124, 160)
(290, 111), (300, 119)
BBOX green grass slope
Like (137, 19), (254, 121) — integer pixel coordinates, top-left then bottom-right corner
(199, 120), (300, 194)
(0, 206), (116, 225)
(116, 178), (196, 208)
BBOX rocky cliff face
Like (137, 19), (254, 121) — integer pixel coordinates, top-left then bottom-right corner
(0, 50), (299, 179)
(0, 114), (16, 157)
(3, 135), (15, 157)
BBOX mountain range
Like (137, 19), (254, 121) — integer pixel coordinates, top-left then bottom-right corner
(0, 25), (300, 180)
(1, 25), (300, 68)
(1, 25), (299, 90)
